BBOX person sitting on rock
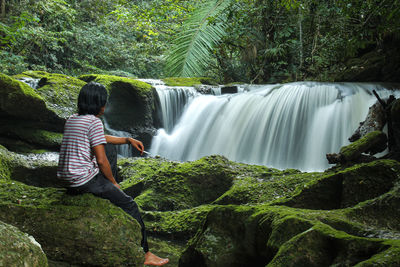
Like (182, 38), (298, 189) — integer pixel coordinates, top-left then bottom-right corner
(57, 81), (169, 266)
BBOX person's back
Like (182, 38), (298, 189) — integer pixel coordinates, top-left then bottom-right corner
(57, 114), (106, 187)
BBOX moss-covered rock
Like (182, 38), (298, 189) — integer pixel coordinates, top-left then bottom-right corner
(0, 179), (144, 266)
(0, 72), (81, 152)
(0, 73), (60, 125)
(0, 145), (63, 188)
(0, 220), (48, 267)
(179, 204), (400, 267)
(147, 236), (185, 267)
(345, 185), (400, 233)
(120, 155), (235, 211)
(340, 130), (388, 161)
(13, 71), (86, 120)
(0, 120), (62, 152)
(119, 156), (314, 211)
(277, 159), (400, 209)
(214, 165), (317, 205)
(142, 205), (215, 240)
(162, 77), (218, 87)
(78, 74), (157, 150)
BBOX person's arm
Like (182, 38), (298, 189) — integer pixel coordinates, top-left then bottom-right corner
(92, 144), (120, 188)
(105, 135), (144, 154)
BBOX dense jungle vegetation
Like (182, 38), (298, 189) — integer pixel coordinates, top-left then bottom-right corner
(1, 0), (399, 83)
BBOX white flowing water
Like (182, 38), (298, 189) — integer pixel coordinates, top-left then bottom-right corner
(138, 79), (199, 133)
(150, 82), (399, 172)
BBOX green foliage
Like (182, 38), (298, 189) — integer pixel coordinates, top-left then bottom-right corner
(165, 0), (231, 77)
(0, 0), (399, 82)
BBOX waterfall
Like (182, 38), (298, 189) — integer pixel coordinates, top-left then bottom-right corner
(103, 118), (134, 157)
(138, 79), (199, 133)
(150, 82), (399, 172)
(18, 77), (40, 89)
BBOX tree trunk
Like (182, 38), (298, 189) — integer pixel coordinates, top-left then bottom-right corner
(1, 0), (5, 18)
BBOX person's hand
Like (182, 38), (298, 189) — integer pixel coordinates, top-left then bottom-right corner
(128, 138), (144, 155)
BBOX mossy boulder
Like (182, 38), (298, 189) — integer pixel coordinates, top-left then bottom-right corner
(162, 77), (218, 87)
(0, 179), (144, 266)
(278, 159), (400, 209)
(119, 156), (315, 211)
(0, 73), (54, 121)
(179, 204), (400, 267)
(119, 155), (235, 211)
(0, 220), (48, 267)
(340, 131), (388, 160)
(214, 165), (317, 205)
(0, 72), (78, 152)
(79, 74), (157, 150)
(13, 71), (86, 121)
(175, 158), (400, 266)
(0, 145), (62, 187)
(0, 120), (62, 153)
(142, 205), (216, 240)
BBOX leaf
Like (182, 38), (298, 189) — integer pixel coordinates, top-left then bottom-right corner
(165, 0), (232, 77)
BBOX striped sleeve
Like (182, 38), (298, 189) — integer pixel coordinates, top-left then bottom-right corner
(88, 118), (106, 147)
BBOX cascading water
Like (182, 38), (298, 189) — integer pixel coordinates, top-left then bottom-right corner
(150, 82), (399, 172)
(103, 118), (135, 157)
(138, 79), (199, 133)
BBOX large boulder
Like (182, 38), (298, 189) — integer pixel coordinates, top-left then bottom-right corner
(0, 145), (62, 188)
(174, 158), (400, 266)
(0, 221), (48, 267)
(277, 159), (400, 209)
(79, 74), (158, 152)
(162, 77), (218, 87)
(0, 179), (144, 266)
(327, 130), (388, 164)
(0, 145), (144, 266)
(0, 73), (59, 125)
(119, 155), (235, 211)
(0, 72), (79, 152)
(12, 71), (86, 121)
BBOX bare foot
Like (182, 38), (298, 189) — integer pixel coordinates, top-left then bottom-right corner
(144, 251), (169, 266)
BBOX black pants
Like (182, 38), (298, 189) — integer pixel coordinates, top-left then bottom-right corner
(68, 144), (149, 253)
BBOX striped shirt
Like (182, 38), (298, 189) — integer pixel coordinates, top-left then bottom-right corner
(57, 114), (107, 187)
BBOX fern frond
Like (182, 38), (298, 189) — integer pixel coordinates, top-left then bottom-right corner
(165, 0), (232, 77)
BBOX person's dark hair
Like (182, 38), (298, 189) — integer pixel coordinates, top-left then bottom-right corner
(77, 82), (108, 115)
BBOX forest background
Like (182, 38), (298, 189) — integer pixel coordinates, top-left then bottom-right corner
(1, 0), (399, 84)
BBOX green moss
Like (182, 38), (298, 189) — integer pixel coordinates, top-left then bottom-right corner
(0, 123), (62, 149)
(214, 167), (320, 205)
(0, 221), (49, 267)
(13, 71), (86, 119)
(121, 155), (235, 211)
(268, 221), (388, 267)
(355, 245), (400, 266)
(0, 179), (143, 266)
(345, 185), (400, 232)
(0, 73), (52, 121)
(162, 77), (218, 87)
(339, 130), (387, 160)
(276, 159), (400, 210)
(142, 205), (215, 240)
(78, 74), (152, 96)
(180, 203), (400, 267)
(0, 146), (12, 180)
